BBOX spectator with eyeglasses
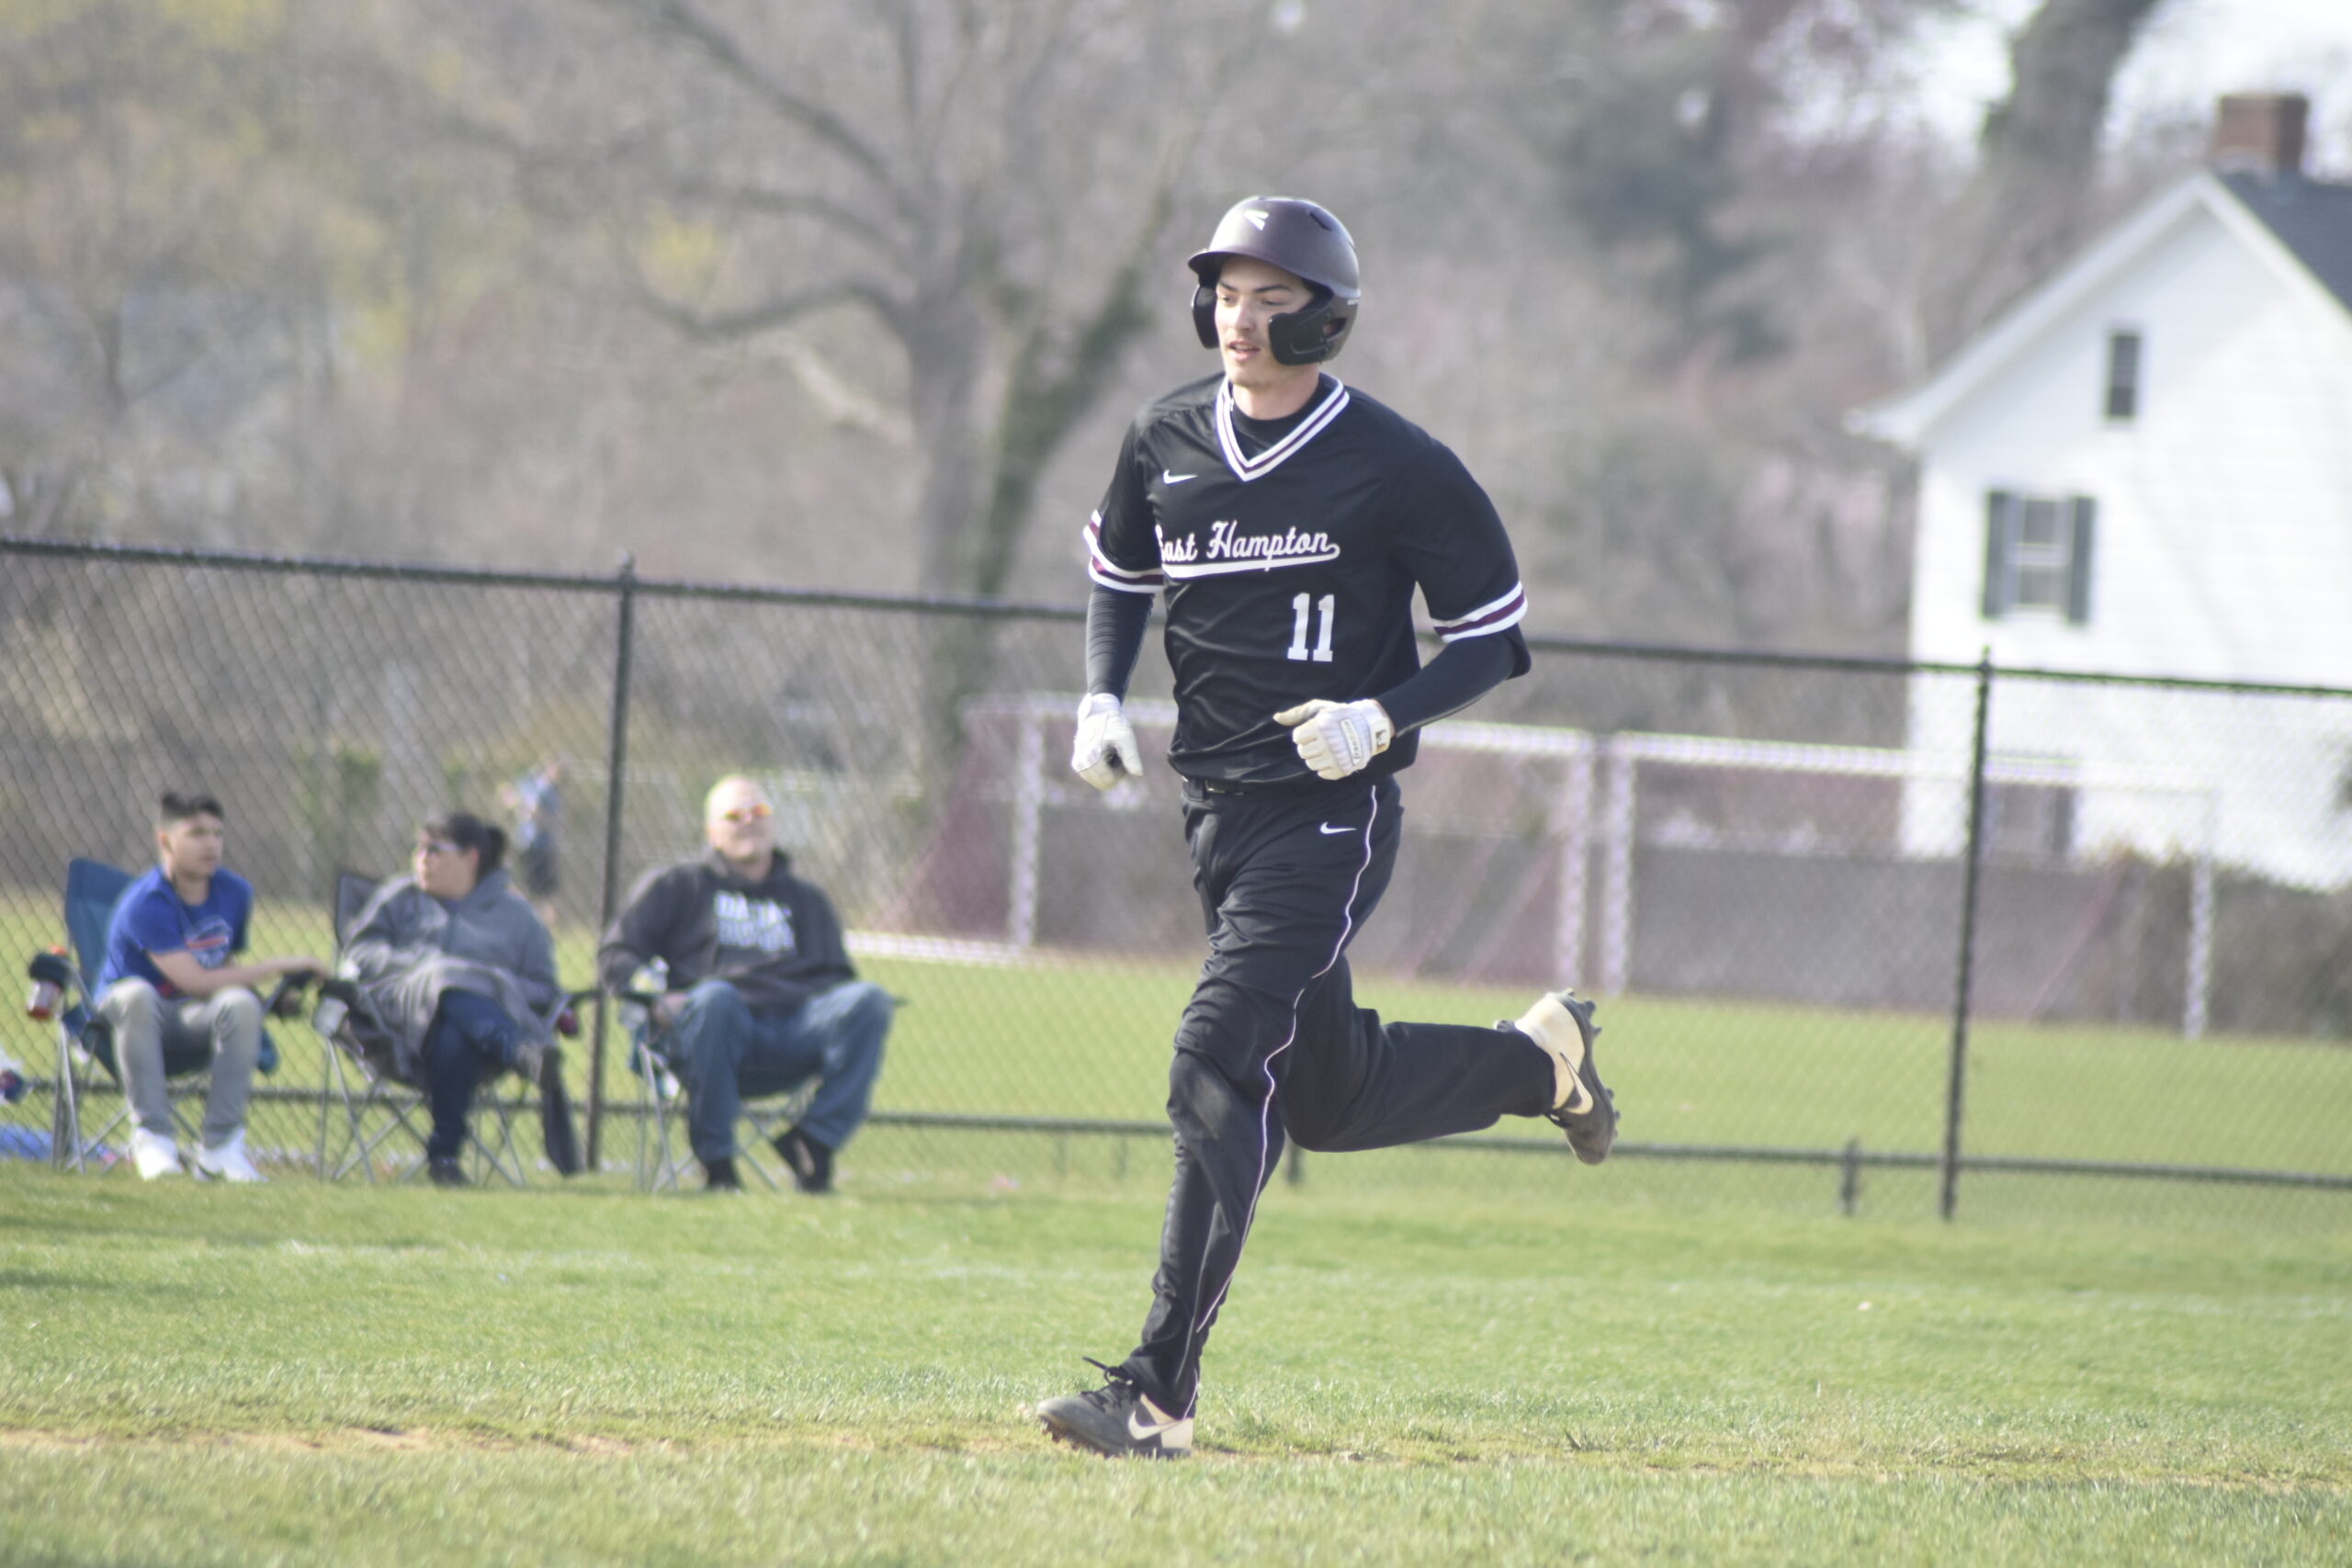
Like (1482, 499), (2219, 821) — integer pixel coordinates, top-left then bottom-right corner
(597, 775), (891, 1193)
(341, 811), (581, 1186)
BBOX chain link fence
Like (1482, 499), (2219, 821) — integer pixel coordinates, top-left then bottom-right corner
(5, 536), (2349, 1221)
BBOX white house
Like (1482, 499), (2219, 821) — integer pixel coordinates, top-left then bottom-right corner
(1858, 95), (2352, 889)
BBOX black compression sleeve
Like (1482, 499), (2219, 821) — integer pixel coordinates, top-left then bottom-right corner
(1376, 634), (1516, 734)
(1085, 585), (1153, 699)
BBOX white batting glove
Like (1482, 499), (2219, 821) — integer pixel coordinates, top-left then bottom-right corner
(1071, 693), (1144, 789)
(1272, 699), (1394, 780)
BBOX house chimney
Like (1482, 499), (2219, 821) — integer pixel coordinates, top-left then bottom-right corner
(2210, 93), (2308, 179)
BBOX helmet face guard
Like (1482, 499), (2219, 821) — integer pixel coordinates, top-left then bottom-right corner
(1187, 197), (1360, 366)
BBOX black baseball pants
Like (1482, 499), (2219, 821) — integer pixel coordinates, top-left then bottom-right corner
(1116, 774), (1556, 1417)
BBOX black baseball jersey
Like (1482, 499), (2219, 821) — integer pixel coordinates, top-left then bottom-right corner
(1086, 373), (1530, 785)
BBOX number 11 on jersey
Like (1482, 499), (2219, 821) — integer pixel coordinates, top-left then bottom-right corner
(1286, 592), (1335, 662)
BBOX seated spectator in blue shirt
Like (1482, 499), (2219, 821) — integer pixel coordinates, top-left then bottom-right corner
(597, 775), (891, 1194)
(342, 811), (577, 1187)
(96, 791), (323, 1182)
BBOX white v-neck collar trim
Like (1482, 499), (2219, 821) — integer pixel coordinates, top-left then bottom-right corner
(1215, 377), (1349, 482)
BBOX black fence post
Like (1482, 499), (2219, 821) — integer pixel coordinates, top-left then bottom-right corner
(1941, 649), (1995, 1222)
(586, 554), (639, 1173)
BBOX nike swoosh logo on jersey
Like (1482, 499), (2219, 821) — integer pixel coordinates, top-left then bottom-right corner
(1319, 823), (1352, 835)
(1161, 469), (1197, 484)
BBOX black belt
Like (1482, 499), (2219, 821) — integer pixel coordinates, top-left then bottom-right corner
(1182, 773), (1354, 801)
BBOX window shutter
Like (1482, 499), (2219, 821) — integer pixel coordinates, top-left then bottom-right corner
(1982, 491), (2014, 619)
(2066, 496), (2097, 625)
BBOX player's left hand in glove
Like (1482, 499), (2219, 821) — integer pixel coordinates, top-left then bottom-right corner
(1272, 698), (1394, 780)
(1071, 693), (1144, 789)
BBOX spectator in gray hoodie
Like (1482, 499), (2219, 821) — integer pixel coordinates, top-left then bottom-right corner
(343, 811), (579, 1185)
(598, 775), (890, 1194)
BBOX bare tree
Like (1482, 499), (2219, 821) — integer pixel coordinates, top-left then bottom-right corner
(0, 4), (326, 543)
(4, 0), (2226, 716)
(1921, 0), (2169, 359)
(1390, 0), (1947, 676)
(382, 0), (1290, 603)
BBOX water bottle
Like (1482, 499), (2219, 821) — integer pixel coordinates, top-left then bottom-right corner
(311, 985), (350, 1039)
(619, 958), (668, 1034)
(25, 947), (70, 1021)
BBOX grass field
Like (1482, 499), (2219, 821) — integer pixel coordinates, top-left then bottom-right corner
(6, 889), (2352, 1562)
(2, 1168), (2348, 1565)
(7, 888), (2352, 1230)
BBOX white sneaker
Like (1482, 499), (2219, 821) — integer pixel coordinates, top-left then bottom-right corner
(193, 1130), (266, 1184)
(130, 1127), (184, 1180)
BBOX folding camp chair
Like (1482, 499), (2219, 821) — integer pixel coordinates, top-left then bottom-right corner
(314, 871), (583, 1187)
(40, 857), (289, 1173)
(616, 975), (814, 1194)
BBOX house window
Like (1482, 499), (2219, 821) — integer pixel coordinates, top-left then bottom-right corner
(1982, 491), (2096, 624)
(1984, 780), (2076, 863)
(2105, 330), (2142, 421)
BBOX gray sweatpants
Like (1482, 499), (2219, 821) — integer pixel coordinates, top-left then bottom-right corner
(96, 979), (264, 1148)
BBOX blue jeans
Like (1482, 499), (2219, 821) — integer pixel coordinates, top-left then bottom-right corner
(421, 989), (530, 1160)
(662, 980), (890, 1163)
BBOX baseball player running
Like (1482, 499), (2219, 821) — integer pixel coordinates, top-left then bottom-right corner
(1036, 197), (1618, 1460)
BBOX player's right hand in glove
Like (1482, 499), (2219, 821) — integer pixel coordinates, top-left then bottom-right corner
(1071, 693), (1143, 790)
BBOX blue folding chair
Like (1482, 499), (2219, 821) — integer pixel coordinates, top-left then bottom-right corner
(42, 858), (283, 1173)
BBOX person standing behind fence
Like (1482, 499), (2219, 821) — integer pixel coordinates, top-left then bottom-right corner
(96, 791), (323, 1182)
(500, 760), (563, 929)
(1035, 197), (1618, 1459)
(597, 775), (891, 1194)
(342, 812), (580, 1186)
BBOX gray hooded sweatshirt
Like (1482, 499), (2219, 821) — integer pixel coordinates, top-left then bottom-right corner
(341, 867), (560, 1080)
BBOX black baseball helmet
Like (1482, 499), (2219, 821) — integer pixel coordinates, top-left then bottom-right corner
(1187, 197), (1360, 365)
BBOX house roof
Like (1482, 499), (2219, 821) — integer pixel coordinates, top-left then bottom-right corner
(1855, 169), (2352, 446)
(2221, 171), (2352, 313)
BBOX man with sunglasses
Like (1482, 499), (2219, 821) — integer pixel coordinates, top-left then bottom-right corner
(597, 774), (891, 1192)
